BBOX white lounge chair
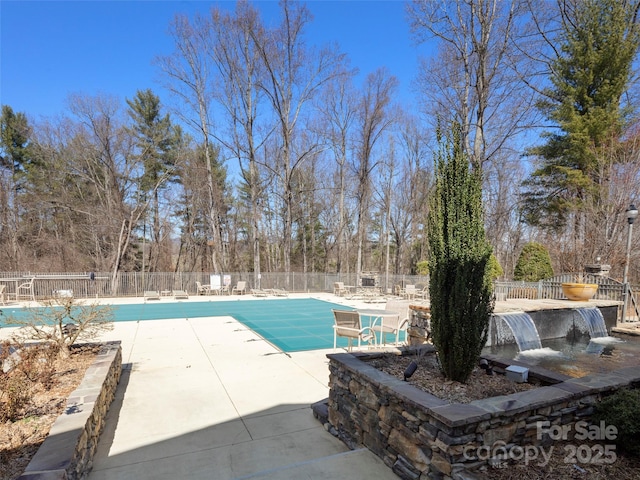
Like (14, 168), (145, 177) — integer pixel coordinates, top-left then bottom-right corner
(232, 281), (247, 295)
(173, 290), (189, 299)
(144, 290), (161, 301)
(251, 288), (268, 297)
(270, 288), (289, 297)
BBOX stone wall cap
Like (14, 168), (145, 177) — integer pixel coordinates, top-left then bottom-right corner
(429, 403), (492, 427)
(470, 386), (572, 415)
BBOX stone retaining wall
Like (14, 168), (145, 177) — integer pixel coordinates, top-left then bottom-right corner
(327, 350), (640, 480)
(18, 341), (122, 480)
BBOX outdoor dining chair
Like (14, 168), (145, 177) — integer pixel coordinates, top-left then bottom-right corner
(379, 299), (411, 346)
(332, 309), (376, 351)
(196, 281), (211, 295)
(15, 277), (36, 302)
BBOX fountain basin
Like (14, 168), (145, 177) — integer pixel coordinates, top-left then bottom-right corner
(561, 282), (598, 301)
(487, 304), (618, 347)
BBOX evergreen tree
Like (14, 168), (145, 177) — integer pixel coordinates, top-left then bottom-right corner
(427, 123), (494, 383)
(0, 105), (33, 267)
(0, 105), (32, 178)
(126, 89), (180, 271)
(522, 0), (640, 229)
(513, 242), (554, 282)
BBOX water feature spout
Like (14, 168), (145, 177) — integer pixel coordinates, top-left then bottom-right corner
(574, 307), (608, 338)
(495, 312), (542, 351)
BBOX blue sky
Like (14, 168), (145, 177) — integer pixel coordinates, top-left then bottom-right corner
(1, 0), (429, 121)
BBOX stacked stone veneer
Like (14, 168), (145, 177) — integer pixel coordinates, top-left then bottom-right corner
(18, 341), (122, 480)
(327, 350), (640, 480)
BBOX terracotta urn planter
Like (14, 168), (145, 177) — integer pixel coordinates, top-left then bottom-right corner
(561, 282), (598, 301)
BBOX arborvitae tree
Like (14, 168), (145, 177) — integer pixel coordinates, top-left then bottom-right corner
(427, 123), (494, 383)
(513, 242), (554, 282)
(488, 253), (504, 280)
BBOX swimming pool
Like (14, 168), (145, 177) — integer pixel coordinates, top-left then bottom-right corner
(0, 298), (355, 353)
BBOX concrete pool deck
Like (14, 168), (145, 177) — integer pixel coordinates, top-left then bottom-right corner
(1, 293), (401, 480)
(0, 293), (631, 479)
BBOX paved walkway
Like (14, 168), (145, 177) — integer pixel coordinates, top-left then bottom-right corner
(80, 294), (399, 479)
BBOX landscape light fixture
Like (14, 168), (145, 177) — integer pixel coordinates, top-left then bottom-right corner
(479, 358), (493, 376)
(403, 360), (418, 381)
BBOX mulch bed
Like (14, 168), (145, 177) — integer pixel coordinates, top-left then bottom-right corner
(364, 352), (640, 479)
(0, 344), (98, 480)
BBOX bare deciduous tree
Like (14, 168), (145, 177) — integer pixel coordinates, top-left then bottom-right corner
(206, 2), (269, 286)
(352, 68), (398, 283)
(250, 0), (346, 279)
(409, 0), (533, 171)
(157, 14), (225, 273)
(314, 67), (358, 274)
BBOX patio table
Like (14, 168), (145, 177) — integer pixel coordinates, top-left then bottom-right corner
(357, 308), (400, 345)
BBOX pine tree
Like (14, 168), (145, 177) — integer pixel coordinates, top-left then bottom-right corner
(0, 105), (32, 176)
(522, 0), (640, 228)
(126, 89), (181, 271)
(427, 123), (494, 383)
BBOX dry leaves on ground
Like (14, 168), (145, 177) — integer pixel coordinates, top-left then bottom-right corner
(0, 345), (97, 480)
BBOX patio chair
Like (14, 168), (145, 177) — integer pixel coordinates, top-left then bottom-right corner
(417, 286), (429, 300)
(401, 284), (417, 300)
(332, 309), (376, 351)
(232, 281), (247, 295)
(173, 290), (189, 299)
(378, 299), (411, 346)
(333, 282), (349, 296)
(144, 290), (161, 301)
(15, 277), (36, 302)
(270, 288), (289, 297)
(196, 281), (211, 295)
(251, 288), (268, 297)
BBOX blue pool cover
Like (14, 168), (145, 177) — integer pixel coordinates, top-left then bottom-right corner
(0, 298), (358, 353)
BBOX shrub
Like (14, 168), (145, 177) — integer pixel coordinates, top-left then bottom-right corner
(416, 260), (429, 275)
(592, 388), (640, 457)
(1, 341), (27, 422)
(488, 253), (504, 280)
(427, 123), (494, 383)
(513, 242), (554, 282)
(6, 296), (113, 358)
